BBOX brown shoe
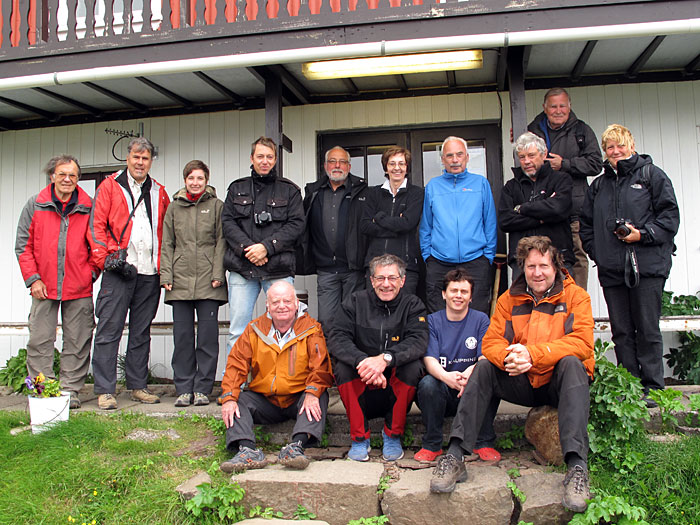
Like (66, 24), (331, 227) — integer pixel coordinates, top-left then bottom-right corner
(562, 465), (590, 513)
(130, 388), (160, 404)
(98, 393), (118, 410)
(430, 453), (468, 493)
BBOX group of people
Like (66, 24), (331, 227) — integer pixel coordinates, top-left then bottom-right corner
(15, 87), (679, 513)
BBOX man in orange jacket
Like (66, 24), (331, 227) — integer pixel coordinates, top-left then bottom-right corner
(219, 281), (333, 473)
(430, 236), (594, 514)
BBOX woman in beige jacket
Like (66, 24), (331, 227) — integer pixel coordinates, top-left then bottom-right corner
(160, 160), (228, 406)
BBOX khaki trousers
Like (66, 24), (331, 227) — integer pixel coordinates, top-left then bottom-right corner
(26, 296), (95, 393)
(570, 220), (589, 290)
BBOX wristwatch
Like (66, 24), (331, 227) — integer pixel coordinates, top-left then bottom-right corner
(383, 353), (393, 365)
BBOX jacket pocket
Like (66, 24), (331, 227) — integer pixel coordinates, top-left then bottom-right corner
(267, 198), (289, 221)
(232, 194), (253, 219)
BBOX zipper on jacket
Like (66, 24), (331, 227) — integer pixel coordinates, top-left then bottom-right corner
(383, 194), (397, 255)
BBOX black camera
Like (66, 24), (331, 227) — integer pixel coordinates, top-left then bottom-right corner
(254, 210), (273, 226)
(613, 219), (632, 238)
(104, 249), (137, 280)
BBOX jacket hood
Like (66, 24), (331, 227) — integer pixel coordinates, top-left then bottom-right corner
(603, 152), (652, 178)
(36, 183), (92, 211)
(172, 184), (217, 203)
(509, 268), (574, 301)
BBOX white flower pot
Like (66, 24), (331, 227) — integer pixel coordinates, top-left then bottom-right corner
(28, 392), (71, 434)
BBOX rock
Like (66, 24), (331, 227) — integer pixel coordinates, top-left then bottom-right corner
(524, 406), (564, 466)
(381, 464), (513, 524)
(10, 425), (31, 435)
(0, 386), (14, 395)
(125, 428), (180, 442)
(516, 470), (574, 524)
(176, 470), (211, 501)
(235, 460), (384, 525)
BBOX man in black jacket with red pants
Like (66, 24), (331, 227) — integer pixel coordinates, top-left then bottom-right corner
(328, 254), (428, 463)
(499, 132), (575, 280)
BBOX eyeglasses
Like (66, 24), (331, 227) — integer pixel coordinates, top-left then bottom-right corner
(326, 158), (349, 165)
(371, 275), (402, 283)
(387, 162), (407, 168)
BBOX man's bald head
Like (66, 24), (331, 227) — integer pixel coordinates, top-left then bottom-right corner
(266, 281), (299, 331)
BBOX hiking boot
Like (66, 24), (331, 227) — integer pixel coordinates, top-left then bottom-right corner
(562, 464), (591, 513)
(193, 392), (210, 406)
(98, 393), (118, 410)
(69, 395), (81, 410)
(473, 447), (501, 462)
(130, 388), (160, 404)
(430, 453), (467, 493)
(643, 395), (658, 408)
(382, 429), (404, 461)
(174, 393), (193, 407)
(278, 441), (310, 469)
(220, 446), (267, 473)
(347, 439), (371, 462)
(414, 448), (443, 463)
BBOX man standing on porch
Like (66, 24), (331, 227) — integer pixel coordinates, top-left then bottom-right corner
(528, 87), (603, 290)
(222, 137), (305, 351)
(419, 136), (497, 314)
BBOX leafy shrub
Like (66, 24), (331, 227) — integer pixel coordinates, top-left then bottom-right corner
(665, 331), (700, 384)
(648, 388), (684, 433)
(184, 482), (246, 523)
(0, 348), (60, 393)
(568, 491), (649, 524)
(661, 291), (700, 315)
(588, 339), (649, 473)
(348, 517), (389, 525)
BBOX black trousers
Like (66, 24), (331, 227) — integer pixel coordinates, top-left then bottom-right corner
(92, 272), (161, 394)
(450, 357), (590, 461)
(171, 299), (221, 396)
(425, 256), (491, 314)
(225, 390), (329, 450)
(602, 277), (665, 391)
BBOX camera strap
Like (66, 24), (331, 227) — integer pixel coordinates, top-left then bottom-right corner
(107, 191), (146, 247)
(624, 246), (640, 288)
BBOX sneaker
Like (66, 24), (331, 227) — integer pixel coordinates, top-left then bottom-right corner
(347, 439), (371, 462)
(69, 395), (81, 410)
(193, 392), (210, 406)
(643, 395), (659, 408)
(174, 393), (193, 407)
(278, 441), (310, 469)
(562, 464), (591, 513)
(220, 446), (267, 473)
(98, 393), (118, 410)
(382, 429), (404, 461)
(473, 447), (501, 462)
(430, 453), (468, 493)
(414, 448), (443, 463)
(130, 388), (160, 404)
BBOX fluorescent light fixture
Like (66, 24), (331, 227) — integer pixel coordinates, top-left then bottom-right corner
(302, 50), (483, 79)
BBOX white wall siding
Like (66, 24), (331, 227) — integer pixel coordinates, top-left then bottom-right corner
(2, 81), (698, 381)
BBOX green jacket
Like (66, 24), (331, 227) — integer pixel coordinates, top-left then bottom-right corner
(160, 186), (227, 304)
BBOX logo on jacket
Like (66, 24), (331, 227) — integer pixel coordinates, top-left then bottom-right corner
(554, 304), (566, 313)
(630, 184), (643, 190)
(391, 336), (400, 342)
(465, 337), (477, 350)
(418, 316), (426, 322)
(201, 209), (210, 213)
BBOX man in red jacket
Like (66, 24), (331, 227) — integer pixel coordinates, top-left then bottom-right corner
(88, 137), (170, 410)
(430, 236), (594, 514)
(16, 155), (99, 409)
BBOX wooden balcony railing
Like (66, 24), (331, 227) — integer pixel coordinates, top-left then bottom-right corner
(0, 0), (428, 52)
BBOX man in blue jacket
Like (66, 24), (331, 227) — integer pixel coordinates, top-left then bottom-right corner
(420, 136), (497, 314)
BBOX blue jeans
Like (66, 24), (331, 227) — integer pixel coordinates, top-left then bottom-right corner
(416, 374), (499, 452)
(227, 272), (293, 350)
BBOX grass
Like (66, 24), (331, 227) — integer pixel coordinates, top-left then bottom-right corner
(0, 411), (232, 525)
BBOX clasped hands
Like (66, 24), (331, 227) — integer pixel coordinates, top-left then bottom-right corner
(357, 355), (388, 389)
(504, 343), (533, 376)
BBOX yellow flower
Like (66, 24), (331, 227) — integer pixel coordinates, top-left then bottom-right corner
(91, 521), (96, 525)
(36, 372), (45, 383)
(93, 490), (97, 496)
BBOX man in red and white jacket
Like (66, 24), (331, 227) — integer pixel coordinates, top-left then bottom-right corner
(88, 137), (170, 410)
(16, 155), (99, 409)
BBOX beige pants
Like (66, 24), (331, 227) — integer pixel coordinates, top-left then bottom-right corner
(26, 296), (95, 394)
(570, 220), (589, 290)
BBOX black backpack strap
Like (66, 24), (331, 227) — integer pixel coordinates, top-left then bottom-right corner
(107, 191), (146, 247)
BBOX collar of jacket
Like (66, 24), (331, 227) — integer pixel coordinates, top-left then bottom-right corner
(250, 165), (278, 182)
(603, 153), (650, 179)
(509, 269), (567, 302)
(511, 161), (555, 183)
(116, 169), (152, 195)
(440, 166), (474, 182)
(534, 109), (580, 132)
(173, 185), (217, 203)
(250, 310), (318, 348)
(367, 287), (406, 310)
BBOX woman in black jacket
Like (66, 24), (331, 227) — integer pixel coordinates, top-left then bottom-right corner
(360, 147), (424, 295)
(580, 124), (680, 404)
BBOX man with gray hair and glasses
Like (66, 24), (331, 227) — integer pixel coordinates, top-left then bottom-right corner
(499, 131), (575, 280)
(89, 137), (170, 410)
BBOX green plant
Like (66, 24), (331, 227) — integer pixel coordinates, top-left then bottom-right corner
(495, 424), (525, 450)
(588, 339), (649, 474)
(665, 331), (700, 384)
(191, 413), (227, 437)
(376, 474), (390, 495)
(25, 372), (62, 398)
(0, 348), (60, 393)
(517, 522), (534, 525)
(185, 482), (247, 522)
(347, 517), (389, 525)
(568, 491), (649, 524)
(507, 480), (526, 504)
(401, 422), (414, 447)
(292, 504), (317, 520)
(370, 435), (383, 449)
(320, 417), (331, 448)
(253, 425), (272, 447)
(689, 393), (700, 412)
(507, 468), (521, 479)
(648, 388), (684, 433)
(661, 291), (700, 315)
(249, 505), (283, 519)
